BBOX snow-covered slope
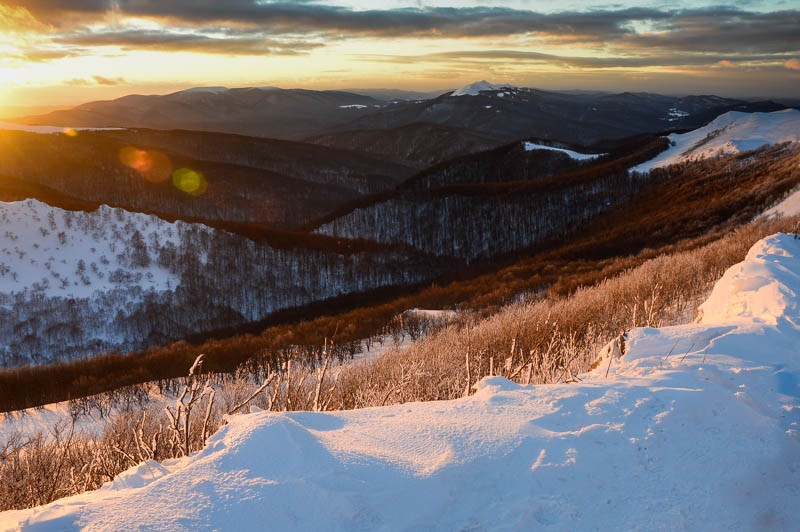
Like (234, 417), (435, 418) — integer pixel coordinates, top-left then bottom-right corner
(0, 199), (179, 299)
(0, 199), (199, 364)
(523, 141), (603, 160)
(633, 109), (800, 172)
(763, 188), (800, 219)
(3, 234), (799, 530)
(452, 80), (516, 96)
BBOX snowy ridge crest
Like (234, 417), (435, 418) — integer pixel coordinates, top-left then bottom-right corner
(452, 80), (517, 96)
(633, 108), (800, 172)
(699, 233), (800, 325)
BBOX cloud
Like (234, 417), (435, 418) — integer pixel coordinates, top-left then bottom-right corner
(65, 75), (127, 85)
(365, 49), (798, 71)
(619, 9), (800, 55)
(56, 28), (322, 55)
(0, 3), (47, 32)
(10, 1), (662, 38)
(93, 75), (125, 85)
(5, 2), (799, 66)
(6, 2), (798, 51)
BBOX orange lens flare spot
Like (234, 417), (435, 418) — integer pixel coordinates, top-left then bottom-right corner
(63, 128), (78, 137)
(119, 146), (172, 183)
(172, 167), (207, 195)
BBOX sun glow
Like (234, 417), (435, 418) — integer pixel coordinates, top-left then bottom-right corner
(0, 1), (794, 107)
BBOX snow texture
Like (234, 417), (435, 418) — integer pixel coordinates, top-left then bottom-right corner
(633, 109), (800, 172)
(0, 199), (180, 299)
(666, 107), (690, 121)
(522, 141), (604, 160)
(452, 80), (516, 97)
(2, 234), (800, 530)
(763, 188), (800, 219)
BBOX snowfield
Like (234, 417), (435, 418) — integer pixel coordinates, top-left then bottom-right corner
(2, 234), (800, 530)
(452, 80), (516, 96)
(763, 188), (800, 219)
(0, 199), (180, 299)
(522, 141), (604, 160)
(633, 108), (800, 172)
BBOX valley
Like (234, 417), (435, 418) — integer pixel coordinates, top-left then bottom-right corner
(2, 0), (798, 527)
(1, 79), (798, 529)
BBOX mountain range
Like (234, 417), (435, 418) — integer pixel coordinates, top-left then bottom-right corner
(0, 81), (798, 369)
(16, 82), (791, 168)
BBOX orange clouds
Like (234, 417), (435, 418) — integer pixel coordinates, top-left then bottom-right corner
(0, 4), (44, 33)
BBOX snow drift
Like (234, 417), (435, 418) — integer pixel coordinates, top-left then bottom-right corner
(699, 233), (800, 325)
(633, 109), (800, 172)
(2, 234), (799, 530)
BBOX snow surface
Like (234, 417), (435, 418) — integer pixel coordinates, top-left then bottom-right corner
(763, 188), (800, 219)
(666, 107), (690, 121)
(3, 234), (800, 530)
(698, 233), (800, 326)
(633, 109), (800, 172)
(523, 141), (604, 160)
(452, 80), (516, 97)
(0, 199), (180, 299)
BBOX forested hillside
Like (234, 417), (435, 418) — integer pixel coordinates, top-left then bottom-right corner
(0, 199), (446, 367)
(97, 128), (413, 194)
(0, 129), (406, 229)
(314, 136), (667, 261)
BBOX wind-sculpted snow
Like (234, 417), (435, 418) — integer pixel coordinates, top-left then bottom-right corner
(3, 233), (799, 529)
(699, 233), (800, 326)
(633, 109), (800, 172)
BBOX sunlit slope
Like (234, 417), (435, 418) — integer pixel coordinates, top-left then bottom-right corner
(634, 109), (800, 172)
(4, 233), (798, 530)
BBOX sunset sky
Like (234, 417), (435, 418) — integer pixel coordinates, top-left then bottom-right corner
(0, 0), (798, 109)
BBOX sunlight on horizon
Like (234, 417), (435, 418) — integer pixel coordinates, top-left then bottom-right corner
(0, 0), (795, 106)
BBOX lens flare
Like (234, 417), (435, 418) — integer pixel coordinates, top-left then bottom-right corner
(172, 167), (207, 195)
(119, 146), (172, 183)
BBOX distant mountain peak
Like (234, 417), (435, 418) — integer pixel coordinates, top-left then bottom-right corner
(175, 86), (229, 95)
(452, 80), (516, 97)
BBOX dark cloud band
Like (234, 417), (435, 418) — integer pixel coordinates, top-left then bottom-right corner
(56, 28), (321, 55)
(7, 1), (800, 65)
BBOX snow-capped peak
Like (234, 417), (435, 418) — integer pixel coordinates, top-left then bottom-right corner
(452, 80), (516, 97)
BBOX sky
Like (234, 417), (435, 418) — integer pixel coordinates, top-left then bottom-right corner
(0, 0), (798, 109)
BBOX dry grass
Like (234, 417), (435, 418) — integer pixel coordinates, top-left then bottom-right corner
(326, 215), (800, 408)
(2, 215), (797, 511)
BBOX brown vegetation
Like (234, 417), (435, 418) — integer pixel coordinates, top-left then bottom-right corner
(2, 214), (797, 511)
(0, 144), (798, 412)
